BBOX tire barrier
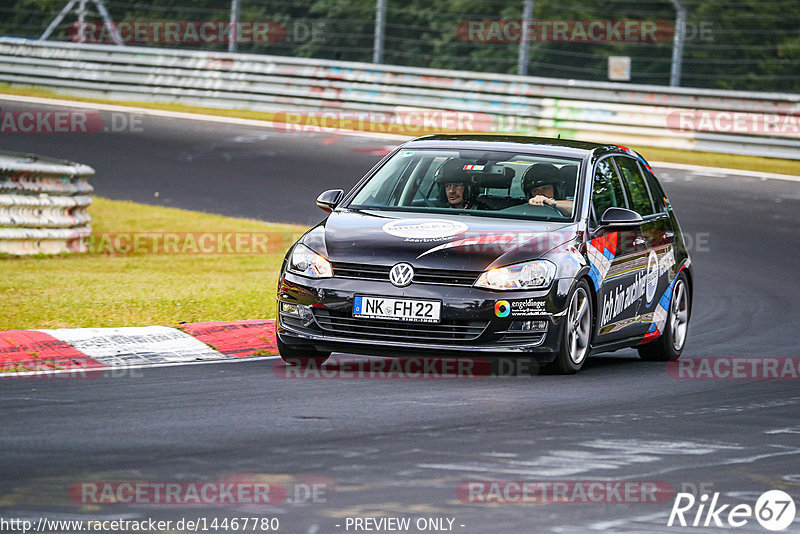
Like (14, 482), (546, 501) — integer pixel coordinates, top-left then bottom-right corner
(0, 150), (94, 255)
(0, 37), (798, 159)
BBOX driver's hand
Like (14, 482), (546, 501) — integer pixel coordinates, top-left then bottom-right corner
(529, 195), (552, 206)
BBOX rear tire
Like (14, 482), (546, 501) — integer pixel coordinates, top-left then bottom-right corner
(638, 272), (690, 362)
(548, 279), (593, 374)
(277, 336), (331, 367)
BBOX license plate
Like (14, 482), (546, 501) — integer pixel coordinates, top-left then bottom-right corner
(353, 296), (441, 323)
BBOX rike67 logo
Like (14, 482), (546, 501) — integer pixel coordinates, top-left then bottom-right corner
(668, 490), (796, 531)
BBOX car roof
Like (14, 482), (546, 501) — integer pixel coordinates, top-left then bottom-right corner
(402, 134), (633, 160)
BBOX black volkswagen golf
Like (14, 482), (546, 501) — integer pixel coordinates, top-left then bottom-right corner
(276, 135), (692, 373)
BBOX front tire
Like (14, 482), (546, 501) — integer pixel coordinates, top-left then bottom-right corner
(548, 279), (593, 374)
(277, 335), (331, 367)
(638, 272), (691, 362)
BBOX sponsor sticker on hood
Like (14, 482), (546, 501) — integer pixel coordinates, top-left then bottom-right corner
(382, 219), (468, 242)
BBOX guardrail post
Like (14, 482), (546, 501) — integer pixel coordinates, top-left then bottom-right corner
(373, 0), (386, 64)
(518, 0), (534, 76)
(669, 0), (686, 87)
(229, 0), (241, 53)
(77, 0), (86, 43)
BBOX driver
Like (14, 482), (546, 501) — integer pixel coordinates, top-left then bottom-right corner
(523, 163), (574, 216)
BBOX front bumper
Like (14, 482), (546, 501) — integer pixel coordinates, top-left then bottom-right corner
(277, 272), (575, 361)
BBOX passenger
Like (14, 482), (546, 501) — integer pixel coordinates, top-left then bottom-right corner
(523, 163), (574, 216)
(435, 159), (476, 209)
(443, 181), (469, 209)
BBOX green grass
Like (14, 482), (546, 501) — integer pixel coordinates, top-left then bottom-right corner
(2, 84), (798, 176)
(0, 198), (307, 329)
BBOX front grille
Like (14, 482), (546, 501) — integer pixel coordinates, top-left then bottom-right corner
(415, 267), (482, 286)
(279, 314), (318, 332)
(498, 333), (546, 345)
(332, 263), (389, 281)
(312, 309), (488, 343)
(332, 262), (481, 287)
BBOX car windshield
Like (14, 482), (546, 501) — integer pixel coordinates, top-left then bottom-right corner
(348, 149), (582, 221)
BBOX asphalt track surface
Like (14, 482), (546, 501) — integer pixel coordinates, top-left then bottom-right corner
(2, 100), (800, 533)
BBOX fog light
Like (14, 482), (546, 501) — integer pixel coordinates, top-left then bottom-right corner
(509, 320), (548, 332)
(280, 302), (316, 327)
(280, 302), (299, 315)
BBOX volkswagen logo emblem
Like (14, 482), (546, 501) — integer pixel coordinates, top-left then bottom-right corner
(389, 263), (414, 287)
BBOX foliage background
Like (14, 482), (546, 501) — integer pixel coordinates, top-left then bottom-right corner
(1, 0), (798, 92)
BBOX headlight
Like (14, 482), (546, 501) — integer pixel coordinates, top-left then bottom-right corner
(474, 260), (556, 290)
(288, 243), (333, 278)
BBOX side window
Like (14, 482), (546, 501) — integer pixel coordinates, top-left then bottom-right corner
(591, 158), (627, 223)
(410, 157), (445, 203)
(615, 157), (656, 216)
(639, 163), (668, 214)
(353, 156), (414, 205)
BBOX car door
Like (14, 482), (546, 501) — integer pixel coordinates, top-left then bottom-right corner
(612, 155), (677, 338)
(586, 157), (647, 344)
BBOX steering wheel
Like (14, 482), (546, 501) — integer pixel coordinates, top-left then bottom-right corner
(422, 198), (449, 208)
(533, 202), (563, 216)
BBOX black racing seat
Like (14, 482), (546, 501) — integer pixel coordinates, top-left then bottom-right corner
(560, 164), (579, 199)
(474, 195), (525, 210)
(473, 166), (520, 210)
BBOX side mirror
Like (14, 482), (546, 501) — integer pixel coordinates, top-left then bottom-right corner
(599, 207), (644, 228)
(316, 189), (344, 213)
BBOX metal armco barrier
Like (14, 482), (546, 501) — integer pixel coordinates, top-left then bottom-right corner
(0, 38), (798, 159)
(0, 150), (93, 255)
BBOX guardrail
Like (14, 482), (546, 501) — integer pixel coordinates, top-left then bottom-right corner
(0, 150), (93, 255)
(0, 38), (798, 159)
